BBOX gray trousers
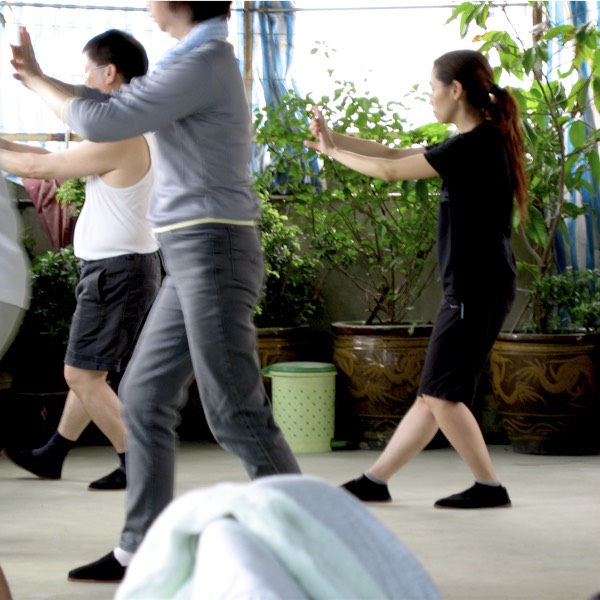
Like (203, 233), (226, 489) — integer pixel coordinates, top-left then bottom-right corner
(119, 224), (300, 552)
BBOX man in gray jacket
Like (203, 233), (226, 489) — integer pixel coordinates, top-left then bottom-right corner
(10, 2), (300, 583)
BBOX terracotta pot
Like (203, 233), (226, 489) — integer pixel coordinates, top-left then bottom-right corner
(332, 321), (441, 449)
(490, 331), (600, 455)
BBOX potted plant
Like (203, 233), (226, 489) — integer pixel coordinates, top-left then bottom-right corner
(253, 188), (329, 365)
(254, 80), (450, 447)
(450, 1), (600, 454)
(491, 268), (600, 455)
(254, 189), (325, 329)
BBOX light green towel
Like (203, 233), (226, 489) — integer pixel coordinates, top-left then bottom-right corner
(116, 478), (390, 600)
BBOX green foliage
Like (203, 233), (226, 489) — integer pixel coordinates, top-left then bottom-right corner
(25, 245), (79, 343)
(4, 245), (79, 391)
(254, 191), (325, 327)
(448, 1), (600, 333)
(527, 269), (600, 333)
(56, 177), (85, 217)
(254, 81), (448, 325)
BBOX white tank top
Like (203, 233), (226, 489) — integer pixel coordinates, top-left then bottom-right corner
(73, 133), (159, 260)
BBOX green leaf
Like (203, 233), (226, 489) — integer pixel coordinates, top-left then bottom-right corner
(577, 78), (591, 113)
(542, 25), (576, 41)
(562, 201), (590, 219)
(569, 120), (587, 148)
(594, 49), (600, 78)
(526, 206), (547, 248)
(589, 149), (600, 184)
(475, 4), (489, 29)
(522, 48), (535, 75)
(593, 77), (600, 113)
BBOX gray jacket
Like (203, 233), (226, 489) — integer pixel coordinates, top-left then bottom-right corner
(66, 40), (258, 229)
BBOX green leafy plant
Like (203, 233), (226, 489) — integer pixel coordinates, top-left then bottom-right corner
(449, 1), (600, 333)
(27, 245), (79, 340)
(56, 177), (86, 217)
(254, 80), (449, 325)
(254, 191), (325, 328)
(4, 245), (79, 390)
(528, 269), (600, 333)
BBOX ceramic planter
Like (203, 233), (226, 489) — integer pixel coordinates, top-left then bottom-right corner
(331, 321), (438, 449)
(490, 331), (600, 455)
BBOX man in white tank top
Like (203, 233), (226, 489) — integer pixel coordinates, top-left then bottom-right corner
(0, 30), (160, 491)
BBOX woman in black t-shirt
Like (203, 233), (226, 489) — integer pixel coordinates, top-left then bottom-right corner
(305, 50), (527, 509)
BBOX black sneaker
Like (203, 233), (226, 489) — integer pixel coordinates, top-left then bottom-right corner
(88, 468), (126, 491)
(68, 551), (126, 583)
(341, 474), (392, 502)
(434, 482), (512, 509)
(1, 448), (62, 480)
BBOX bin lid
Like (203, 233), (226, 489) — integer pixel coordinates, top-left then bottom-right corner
(262, 361), (337, 375)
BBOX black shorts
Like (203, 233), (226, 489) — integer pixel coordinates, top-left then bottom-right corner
(65, 252), (161, 372)
(417, 294), (513, 404)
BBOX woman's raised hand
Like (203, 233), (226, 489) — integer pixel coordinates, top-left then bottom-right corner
(304, 105), (335, 155)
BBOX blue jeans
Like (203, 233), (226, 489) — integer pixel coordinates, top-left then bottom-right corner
(119, 224), (300, 552)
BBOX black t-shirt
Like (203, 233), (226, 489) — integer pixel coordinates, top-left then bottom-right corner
(424, 121), (517, 300)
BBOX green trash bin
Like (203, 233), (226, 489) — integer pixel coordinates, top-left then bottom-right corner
(262, 361), (337, 453)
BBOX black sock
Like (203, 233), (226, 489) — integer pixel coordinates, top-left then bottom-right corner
(32, 431), (76, 463)
(118, 452), (126, 473)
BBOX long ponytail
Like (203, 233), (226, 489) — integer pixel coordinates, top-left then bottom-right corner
(486, 85), (528, 221)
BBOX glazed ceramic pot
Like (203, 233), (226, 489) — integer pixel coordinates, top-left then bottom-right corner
(332, 321), (439, 449)
(490, 331), (600, 455)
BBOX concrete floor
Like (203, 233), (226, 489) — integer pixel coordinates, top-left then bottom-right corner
(0, 442), (599, 600)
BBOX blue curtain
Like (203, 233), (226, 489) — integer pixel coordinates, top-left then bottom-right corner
(237, 1), (319, 187)
(257, 1), (298, 109)
(240, 1), (297, 175)
(548, 1), (600, 273)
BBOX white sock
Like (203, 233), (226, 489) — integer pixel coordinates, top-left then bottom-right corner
(364, 471), (387, 486)
(113, 547), (133, 567)
(476, 479), (501, 487)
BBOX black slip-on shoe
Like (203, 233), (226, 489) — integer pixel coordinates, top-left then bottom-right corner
(88, 468), (126, 491)
(341, 474), (392, 502)
(1, 448), (62, 480)
(68, 551), (126, 583)
(434, 482), (512, 509)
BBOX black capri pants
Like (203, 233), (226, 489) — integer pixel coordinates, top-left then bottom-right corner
(417, 294), (513, 404)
